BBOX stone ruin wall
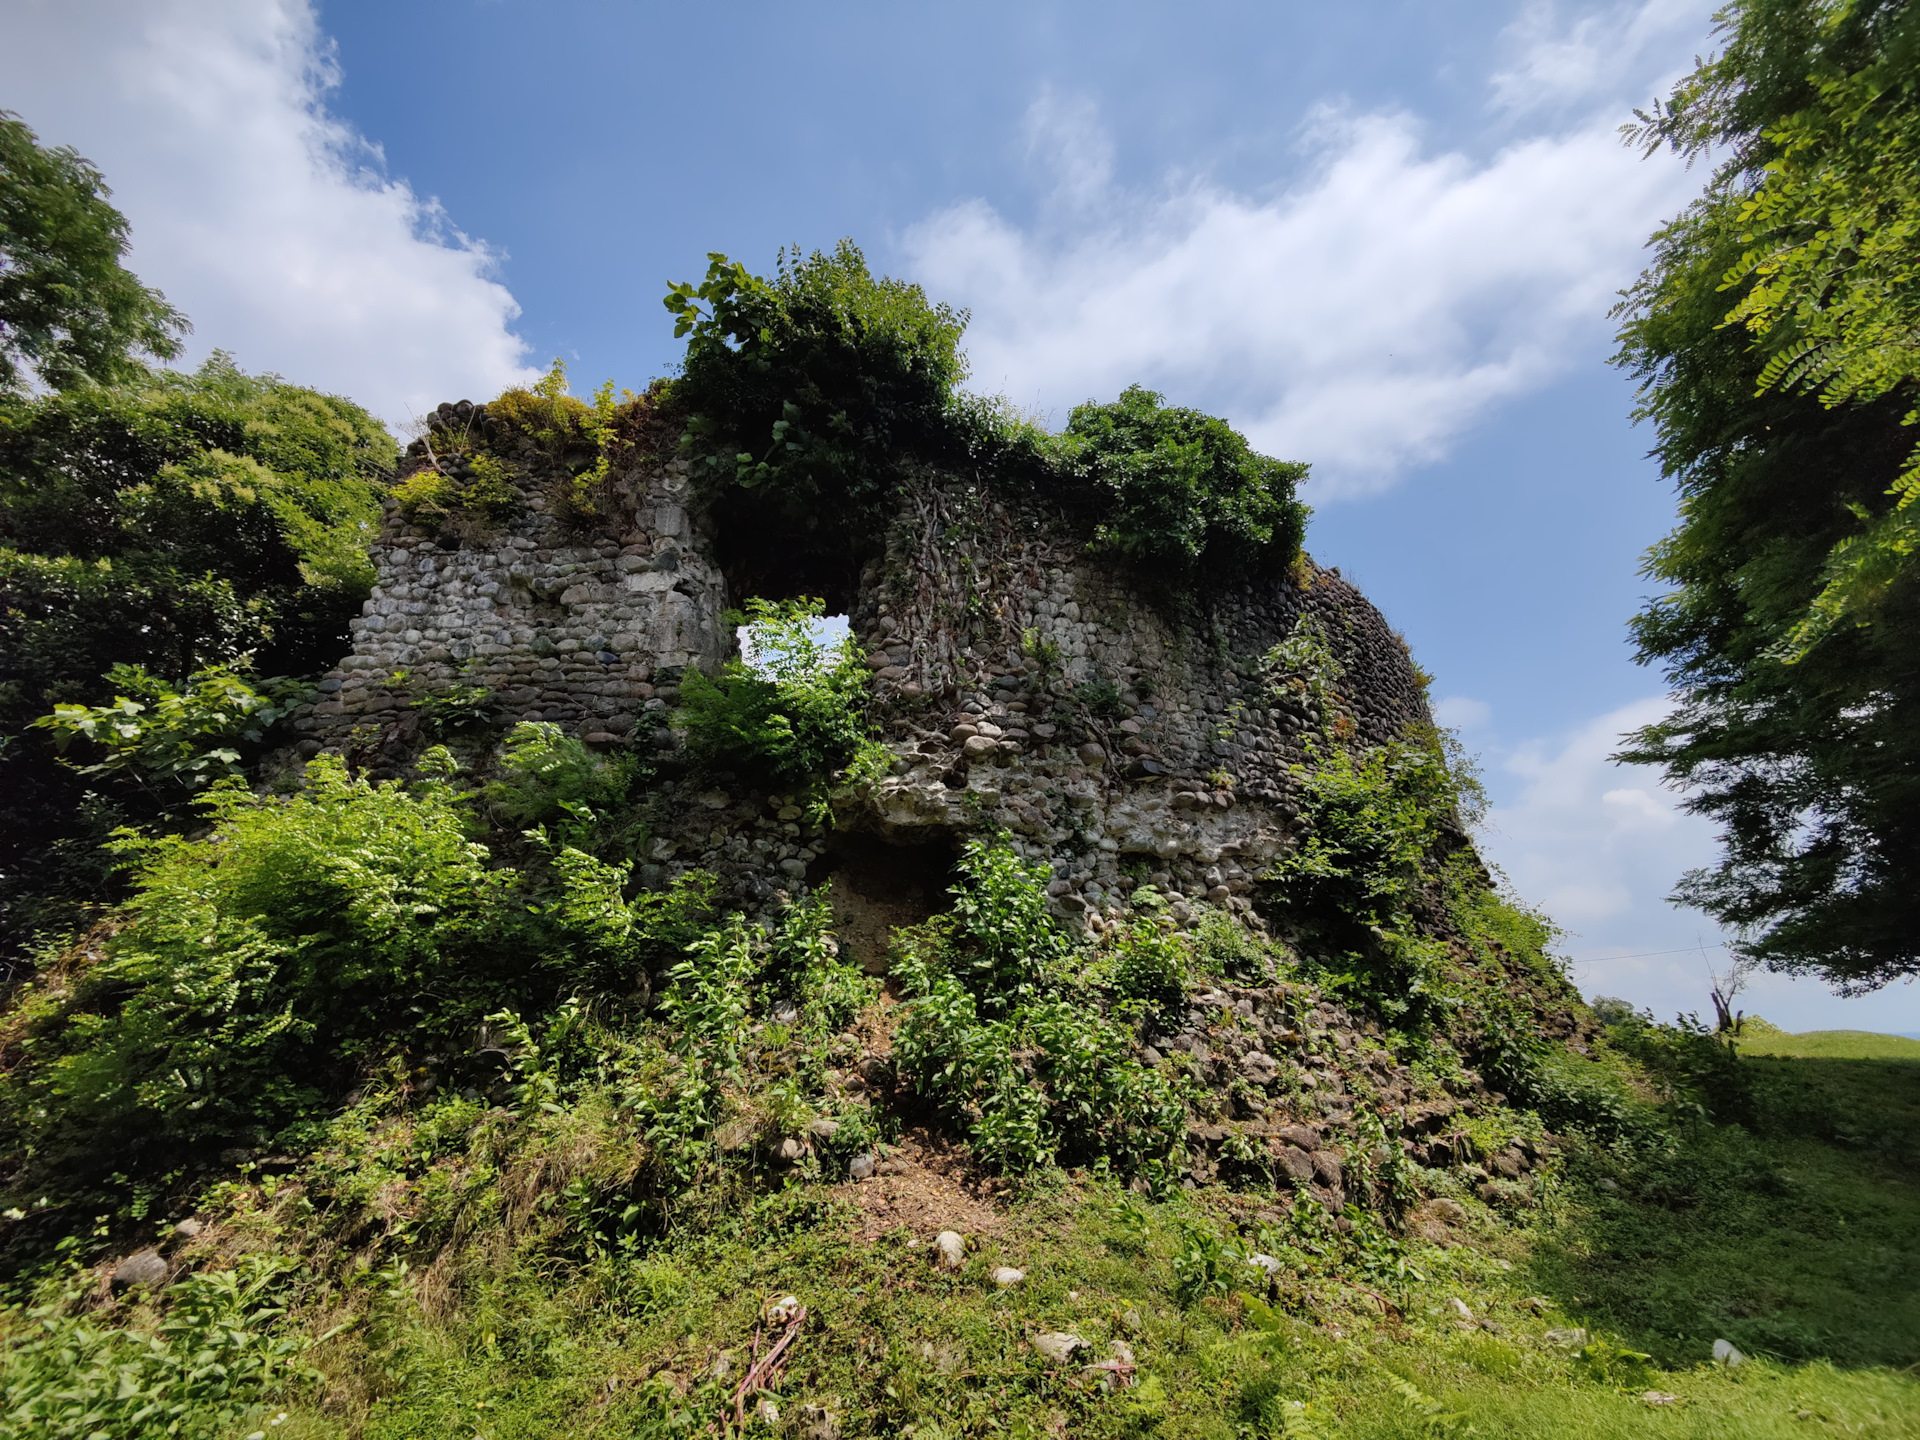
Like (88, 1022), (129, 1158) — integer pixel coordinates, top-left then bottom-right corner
(286, 415), (1575, 1207)
(292, 445), (1434, 941)
(294, 452), (730, 755)
(830, 472), (1433, 932)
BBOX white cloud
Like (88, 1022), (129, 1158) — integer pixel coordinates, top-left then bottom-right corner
(900, 3), (1707, 497)
(1023, 89), (1115, 214)
(1485, 696), (1711, 933)
(1433, 696), (1492, 730)
(1490, 0), (1719, 118)
(1476, 697), (1920, 1032)
(0, 0), (538, 429)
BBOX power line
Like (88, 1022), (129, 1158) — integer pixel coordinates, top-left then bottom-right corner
(1571, 941), (1730, 963)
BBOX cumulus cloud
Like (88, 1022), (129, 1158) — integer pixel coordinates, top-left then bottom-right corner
(1432, 696), (1493, 730)
(0, 0), (538, 428)
(1476, 698), (1920, 1031)
(1490, 0), (1719, 117)
(901, 1), (1707, 496)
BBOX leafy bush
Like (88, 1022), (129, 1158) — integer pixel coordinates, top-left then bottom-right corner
(675, 597), (872, 785)
(1110, 913), (1188, 1006)
(764, 887), (874, 1037)
(1046, 384), (1310, 574)
(486, 720), (641, 827)
(939, 838), (1071, 1016)
(32, 663), (308, 792)
(664, 243), (1311, 593)
(1266, 739), (1465, 1023)
(408, 672), (495, 738)
(0, 753), (683, 1185)
(892, 839), (1180, 1176)
(0, 353), (391, 952)
(0, 1256), (313, 1440)
(666, 242), (967, 539)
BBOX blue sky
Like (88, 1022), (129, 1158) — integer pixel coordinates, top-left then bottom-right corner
(7, 0), (1914, 1031)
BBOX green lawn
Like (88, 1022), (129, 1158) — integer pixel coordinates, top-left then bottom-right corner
(254, 1045), (1920, 1439)
(1736, 1022), (1920, 1061)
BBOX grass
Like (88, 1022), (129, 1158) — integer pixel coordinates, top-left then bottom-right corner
(7, 1009), (1916, 1438)
(1735, 1020), (1920, 1061)
(201, 1040), (1916, 1439)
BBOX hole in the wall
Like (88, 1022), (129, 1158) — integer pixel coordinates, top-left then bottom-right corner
(811, 831), (957, 976)
(707, 488), (874, 618)
(735, 614), (851, 672)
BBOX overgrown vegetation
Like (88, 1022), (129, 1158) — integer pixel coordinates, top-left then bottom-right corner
(891, 839), (1185, 1176)
(1049, 384), (1310, 575)
(676, 597), (881, 787)
(5, 1000), (1912, 1439)
(1616, 0), (1920, 990)
(663, 243), (1311, 591)
(392, 359), (664, 536)
(0, 354), (393, 955)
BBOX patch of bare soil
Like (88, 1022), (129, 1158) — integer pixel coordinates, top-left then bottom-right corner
(831, 1127), (1007, 1241)
(817, 833), (955, 975)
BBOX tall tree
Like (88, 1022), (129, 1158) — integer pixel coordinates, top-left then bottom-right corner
(1616, 0), (1920, 991)
(0, 112), (186, 392)
(0, 356), (393, 955)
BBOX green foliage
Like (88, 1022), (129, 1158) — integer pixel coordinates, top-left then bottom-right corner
(1109, 913), (1188, 1007)
(0, 751), (696, 1189)
(664, 242), (1313, 596)
(674, 597), (872, 785)
(1617, 0), (1920, 990)
(1169, 1217), (1243, 1307)
(892, 838), (1181, 1175)
(407, 672), (495, 739)
(0, 111), (185, 392)
(666, 241), (967, 539)
(764, 888), (874, 1038)
(1605, 1010), (1755, 1127)
(32, 663), (308, 792)
(0, 353), (392, 951)
(0, 353), (390, 708)
(1632, 0), (1920, 653)
(1046, 383), (1310, 575)
(0, 1256), (315, 1440)
(939, 838), (1072, 1016)
(1263, 613), (1345, 723)
(1072, 676), (1127, 720)
(485, 720), (640, 829)
(1265, 739), (1464, 1023)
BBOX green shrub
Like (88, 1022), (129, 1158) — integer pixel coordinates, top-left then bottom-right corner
(0, 354), (391, 955)
(674, 597), (871, 785)
(892, 839), (1179, 1175)
(666, 242), (967, 542)
(940, 837), (1072, 1016)
(664, 243), (1311, 590)
(1046, 384), (1309, 574)
(0, 1256), (314, 1440)
(1110, 914), (1188, 1006)
(32, 663), (308, 792)
(0, 752), (699, 1187)
(486, 720), (641, 828)
(765, 887), (874, 1037)
(1266, 738), (1465, 1023)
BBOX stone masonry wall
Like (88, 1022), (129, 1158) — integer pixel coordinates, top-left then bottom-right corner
(285, 427), (1571, 1206)
(293, 453), (1436, 941)
(293, 453), (730, 757)
(830, 472), (1433, 932)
